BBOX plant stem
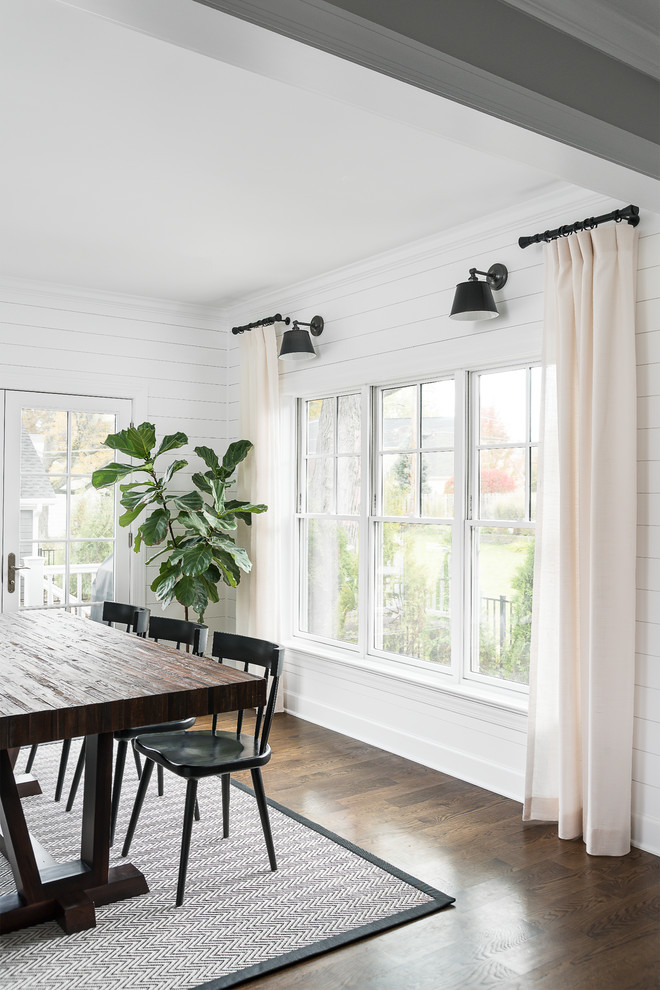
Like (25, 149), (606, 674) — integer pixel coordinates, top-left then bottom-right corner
(148, 467), (188, 621)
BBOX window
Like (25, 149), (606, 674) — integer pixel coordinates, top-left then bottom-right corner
(295, 364), (537, 692)
(298, 394), (361, 646)
(468, 367), (539, 688)
(374, 380), (454, 666)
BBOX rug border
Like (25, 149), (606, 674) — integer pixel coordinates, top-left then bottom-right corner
(192, 779), (455, 990)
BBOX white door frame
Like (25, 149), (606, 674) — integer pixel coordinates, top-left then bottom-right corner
(0, 387), (144, 613)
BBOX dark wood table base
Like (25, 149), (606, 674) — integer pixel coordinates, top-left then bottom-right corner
(0, 735), (149, 935)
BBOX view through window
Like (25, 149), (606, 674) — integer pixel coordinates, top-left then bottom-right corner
(296, 365), (537, 690)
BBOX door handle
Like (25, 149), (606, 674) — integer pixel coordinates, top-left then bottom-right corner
(7, 552), (30, 594)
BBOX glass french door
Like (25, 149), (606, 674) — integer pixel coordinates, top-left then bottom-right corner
(1, 391), (132, 615)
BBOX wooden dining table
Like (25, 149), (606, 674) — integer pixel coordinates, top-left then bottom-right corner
(0, 610), (266, 936)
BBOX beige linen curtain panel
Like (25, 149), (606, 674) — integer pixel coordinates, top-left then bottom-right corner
(236, 326), (282, 709)
(524, 223), (638, 856)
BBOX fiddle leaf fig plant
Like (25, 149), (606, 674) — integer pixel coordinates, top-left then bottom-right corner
(92, 422), (266, 623)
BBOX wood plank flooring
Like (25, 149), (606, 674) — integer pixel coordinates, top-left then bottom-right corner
(200, 712), (660, 990)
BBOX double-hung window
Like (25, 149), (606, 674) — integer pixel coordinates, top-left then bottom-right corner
(295, 363), (538, 694)
(373, 379), (455, 666)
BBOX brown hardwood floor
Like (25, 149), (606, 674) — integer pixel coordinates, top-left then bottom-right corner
(199, 711), (660, 990)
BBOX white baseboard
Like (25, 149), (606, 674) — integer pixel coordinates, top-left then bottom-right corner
(283, 688), (660, 861)
(632, 813), (660, 858)
(284, 688), (525, 802)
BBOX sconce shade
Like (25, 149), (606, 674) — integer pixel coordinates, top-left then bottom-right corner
(279, 327), (316, 362)
(449, 263), (508, 322)
(449, 280), (499, 321)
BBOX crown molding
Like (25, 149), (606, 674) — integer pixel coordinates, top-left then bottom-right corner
(223, 187), (614, 323)
(0, 276), (228, 329)
(499, 0), (660, 81)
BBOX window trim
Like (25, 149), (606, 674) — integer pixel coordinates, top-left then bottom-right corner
(291, 360), (539, 705)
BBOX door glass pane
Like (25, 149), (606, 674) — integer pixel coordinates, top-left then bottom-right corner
(375, 523), (451, 665)
(421, 380), (454, 446)
(473, 528), (534, 685)
(17, 406), (117, 610)
(302, 519), (358, 644)
(480, 370), (526, 444)
(21, 409), (68, 474)
(70, 541), (115, 604)
(70, 478), (114, 538)
(382, 385), (416, 450)
(71, 412), (117, 473)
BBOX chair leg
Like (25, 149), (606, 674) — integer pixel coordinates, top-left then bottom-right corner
(66, 739), (86, 812)
(110, 739), (128, 847)
(251, 768), (277, 871)
(132, 741), (142, 777)
(221, 773), (230, 838)
(177, 778), (199, 907)
(25, 744), (38, 773)
(54, 738), (72, 802)
(121, 759), (155, 858)
(157, 764), (164, 797)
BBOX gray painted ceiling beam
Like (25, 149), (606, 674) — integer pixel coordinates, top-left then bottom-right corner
(194, 0), (659, 179)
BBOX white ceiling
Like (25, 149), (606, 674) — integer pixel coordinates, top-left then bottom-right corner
(0, 0), (597, 308)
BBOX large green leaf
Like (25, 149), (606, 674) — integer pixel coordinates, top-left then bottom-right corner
(120, 480), (156, 492)
(199, 574), (220, 603)
(151, 564), (181, 598)
(173, 574), (199, 608)
(120, 488), (158, 512)
(156, 432), (188, 458)
(92, 462), (135, 488)
(212, 550), (241, 587)
(177, 509), (210, 537)
(163, 459), (188, 484)
(220, 440), (253, 479)
(211, 537), (252, 573)
(168, 491), (204, 512)
(138, 507), (170, 545)
(104, 423), (156, 461)
(194, 446), (220, 473)
(210, 477), (226, 513)
(180, 543), (213, 576)
(192, 472), (213, 494)
(118, 502), (150, 527)
(202, 508), (236, 532)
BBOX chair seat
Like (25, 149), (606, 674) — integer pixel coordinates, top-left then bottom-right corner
(114, 717), (195, 741)
(134, 729), (271, 779)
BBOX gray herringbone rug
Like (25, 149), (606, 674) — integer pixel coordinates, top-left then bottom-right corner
(1, 741), (453, 989)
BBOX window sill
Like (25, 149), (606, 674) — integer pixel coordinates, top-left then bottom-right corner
(283, 637), (529, 718)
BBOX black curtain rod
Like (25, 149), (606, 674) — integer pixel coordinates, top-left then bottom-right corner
(518, 204), (640, 249)
(231, 314), (291, 334)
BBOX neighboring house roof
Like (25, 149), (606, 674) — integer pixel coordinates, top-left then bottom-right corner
(20, 428), (57, 501)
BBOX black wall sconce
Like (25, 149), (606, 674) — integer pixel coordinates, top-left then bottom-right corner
(279, 316), (324, 363)
(231, 313), (325, 362)
(449, 264), (508, 321)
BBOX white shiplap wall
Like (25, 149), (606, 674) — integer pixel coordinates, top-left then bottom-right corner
(0, 279), (230, 634)
(225, 191), (660, 855)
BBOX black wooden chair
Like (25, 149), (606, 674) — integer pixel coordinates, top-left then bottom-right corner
(24, 601), (151, 801)
(121, 632), (283, 906)
(66, 614), (208, 845)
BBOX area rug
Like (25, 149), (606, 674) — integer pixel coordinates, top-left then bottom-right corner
(1, 742), (453, 989)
